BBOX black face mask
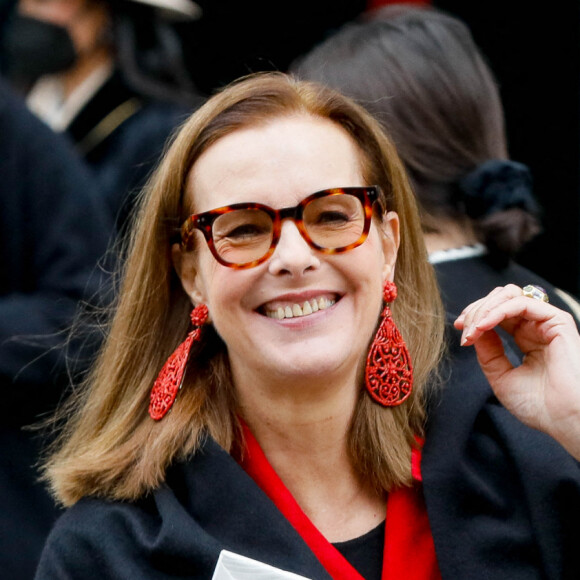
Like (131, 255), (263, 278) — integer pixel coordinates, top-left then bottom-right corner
(3, 14), (77, 86)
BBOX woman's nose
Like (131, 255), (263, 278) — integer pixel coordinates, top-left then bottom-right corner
(267, 220), (321, 276)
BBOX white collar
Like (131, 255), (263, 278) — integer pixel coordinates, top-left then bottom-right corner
(26, 62), (113, 132)
(428, 243), (488, 264)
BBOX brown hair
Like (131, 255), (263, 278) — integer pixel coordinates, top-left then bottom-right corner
(42, 72), (445, 506)
(292, 5), (541, 258)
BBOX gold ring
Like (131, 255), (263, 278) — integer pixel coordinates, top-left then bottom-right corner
(522, 284), (549, 303)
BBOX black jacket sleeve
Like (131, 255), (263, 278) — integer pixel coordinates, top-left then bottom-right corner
(0, 79), (114, 425)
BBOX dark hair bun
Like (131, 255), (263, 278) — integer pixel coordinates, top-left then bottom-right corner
(459, 159), (539, 219)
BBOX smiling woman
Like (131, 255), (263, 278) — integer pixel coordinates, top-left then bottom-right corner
(34, 73), (580, 580)
(176, 115), (404, 421)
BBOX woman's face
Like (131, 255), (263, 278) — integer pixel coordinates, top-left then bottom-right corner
(175, 115), (399, 393)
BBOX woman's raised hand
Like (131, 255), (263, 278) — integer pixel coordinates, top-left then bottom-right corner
(454, 284), (580, 460)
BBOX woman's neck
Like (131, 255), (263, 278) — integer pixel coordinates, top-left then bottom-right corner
(236, 376), (386, 541)
(423, 218), (479, 253)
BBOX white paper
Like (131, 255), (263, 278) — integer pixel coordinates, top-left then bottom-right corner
(212, 549), (313, 580)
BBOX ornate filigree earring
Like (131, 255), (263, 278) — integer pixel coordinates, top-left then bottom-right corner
(149, 304), (208, 420)
(365, 281), (413, 406)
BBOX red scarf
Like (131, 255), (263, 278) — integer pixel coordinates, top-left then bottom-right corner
(238, 422), (441, 580)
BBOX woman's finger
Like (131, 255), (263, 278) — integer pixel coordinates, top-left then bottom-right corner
(470, 328), (515, 385)
(460, 295), (567, 347)
(454, 285), (520, 330)
(455, 286), (506, 320)
(455, 285), (526, 343)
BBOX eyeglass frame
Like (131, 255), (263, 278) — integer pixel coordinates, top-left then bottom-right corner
(179, 186), (382, 269)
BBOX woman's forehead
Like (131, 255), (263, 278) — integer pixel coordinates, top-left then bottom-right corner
(184, 115), (365, 213)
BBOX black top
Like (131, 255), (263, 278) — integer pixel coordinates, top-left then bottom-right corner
(333, 520), (386, 580)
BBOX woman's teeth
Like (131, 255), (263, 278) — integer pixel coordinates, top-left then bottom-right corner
(266, 297), (336, 320)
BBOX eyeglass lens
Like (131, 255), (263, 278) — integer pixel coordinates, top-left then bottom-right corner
(211, 193), (366, 265)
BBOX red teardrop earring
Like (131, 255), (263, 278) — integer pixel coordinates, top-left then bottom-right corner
(149, 304), (209, 420)
(365, 281), (413, 406)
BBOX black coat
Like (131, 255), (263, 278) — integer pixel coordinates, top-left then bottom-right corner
(35, 329), (580, 579)
(423, 326), (580, 579)
(0, 79), (113, 580)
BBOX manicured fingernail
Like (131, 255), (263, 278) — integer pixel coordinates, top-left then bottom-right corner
(461, 324), (476, 345)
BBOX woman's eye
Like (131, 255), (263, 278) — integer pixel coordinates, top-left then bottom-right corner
(315, 211), (351, 225)
(223, 224), (269, 239)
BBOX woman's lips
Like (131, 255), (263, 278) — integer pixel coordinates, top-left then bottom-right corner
(260, 294), (339, 320)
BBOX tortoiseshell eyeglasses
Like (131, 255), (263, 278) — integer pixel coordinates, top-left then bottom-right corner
(180, 186), (381, 269)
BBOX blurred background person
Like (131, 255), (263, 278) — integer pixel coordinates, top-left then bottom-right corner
(0, 5), (203, 574)
(0, 75), (113, 579)
(432, 0), (580, 299)
(292, 4), (580, 325)
(1, 0), (205, 231)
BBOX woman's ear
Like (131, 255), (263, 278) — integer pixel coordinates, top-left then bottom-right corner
(380, 211), (400, 282)
(171, 243), (206, 305)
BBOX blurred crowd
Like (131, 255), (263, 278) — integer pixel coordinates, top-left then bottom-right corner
(0, 0), (578, 578)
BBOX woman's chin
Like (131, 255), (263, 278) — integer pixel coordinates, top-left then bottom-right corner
(255, 345), (359, 385)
